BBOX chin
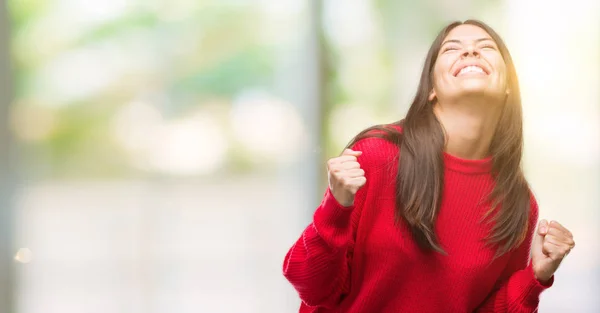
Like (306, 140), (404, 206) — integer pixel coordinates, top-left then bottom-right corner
(461, 88), (487, 95)
(458, 81), (497, 95)
(456, 88), (505, 102)
(457, 86), (487, 96)
(459, 79), (488, 89)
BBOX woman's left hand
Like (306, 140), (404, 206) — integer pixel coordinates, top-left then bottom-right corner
(531, 219), (575, 283)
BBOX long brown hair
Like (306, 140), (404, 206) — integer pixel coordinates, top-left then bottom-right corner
(347, 20), (530, 257)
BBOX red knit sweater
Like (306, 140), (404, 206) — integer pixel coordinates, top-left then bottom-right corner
(283, 134), (553, 313)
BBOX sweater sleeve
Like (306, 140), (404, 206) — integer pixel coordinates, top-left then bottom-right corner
(282, 137), (384, 309)
(282, 188), (359, 308)
(475, 196), (554, 313)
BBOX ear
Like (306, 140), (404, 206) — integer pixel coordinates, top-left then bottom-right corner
(428, 90), (436, 102)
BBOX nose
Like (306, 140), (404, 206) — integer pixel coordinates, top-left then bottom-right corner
(462, 44), (479, 58)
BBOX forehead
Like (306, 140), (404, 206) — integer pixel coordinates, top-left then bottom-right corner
(444, 24), (492, 41)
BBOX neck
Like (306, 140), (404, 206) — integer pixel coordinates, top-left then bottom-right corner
(433, 98), (502, 160)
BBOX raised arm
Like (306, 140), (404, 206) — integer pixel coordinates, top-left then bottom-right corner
(476, 196), (573, 312)
(282, 139), (376, 309)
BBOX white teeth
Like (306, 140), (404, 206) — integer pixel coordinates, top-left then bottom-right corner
(458, 65), (485, 75)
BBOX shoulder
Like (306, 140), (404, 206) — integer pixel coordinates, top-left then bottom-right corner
(348, 123), (402, 174)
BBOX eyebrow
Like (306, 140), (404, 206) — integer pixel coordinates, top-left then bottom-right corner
(441, 37), (495, 47)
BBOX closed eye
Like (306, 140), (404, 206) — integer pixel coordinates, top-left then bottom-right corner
(443, 46), (460, 53)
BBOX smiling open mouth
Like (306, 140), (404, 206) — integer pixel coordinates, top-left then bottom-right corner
(454, 65), (489, 77)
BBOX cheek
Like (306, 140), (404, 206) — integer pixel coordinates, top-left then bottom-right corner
(433, 60), (452, 86)
(432, 68), (442, 87)
(432, 70), (447, 90)
(486, 54), (506, 76)
(494, 60), (507, 73)
(495, 64), (508, 84)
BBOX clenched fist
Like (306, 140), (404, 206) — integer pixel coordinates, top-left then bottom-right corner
(327, 149), (367, 207)
(532, 219), (575, 283)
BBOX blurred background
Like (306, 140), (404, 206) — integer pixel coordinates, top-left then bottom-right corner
(0, 0), (598, 312)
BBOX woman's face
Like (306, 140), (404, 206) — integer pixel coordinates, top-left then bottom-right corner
(430, 24), (508, 103)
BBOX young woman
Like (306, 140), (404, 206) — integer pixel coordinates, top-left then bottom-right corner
(282, 20), (575, 313)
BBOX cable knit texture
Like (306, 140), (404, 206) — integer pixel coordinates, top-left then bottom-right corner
(283, 130), (553, 313)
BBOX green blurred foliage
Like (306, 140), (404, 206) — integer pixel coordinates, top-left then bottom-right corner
(8, 1), (276, 179)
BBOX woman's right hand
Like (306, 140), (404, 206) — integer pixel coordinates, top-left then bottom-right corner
(327, 149), (367, 207)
